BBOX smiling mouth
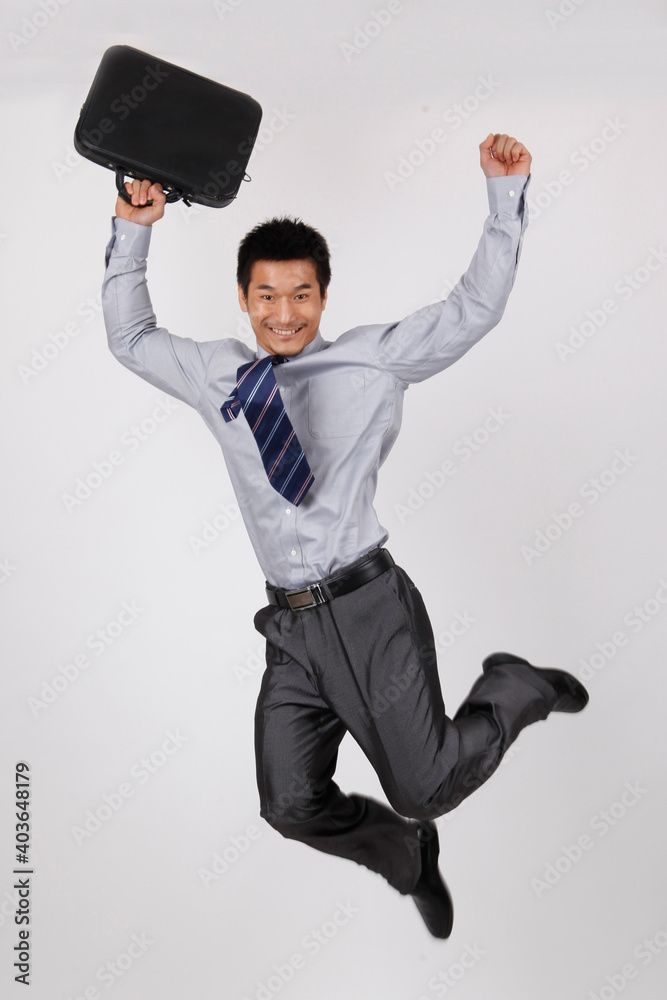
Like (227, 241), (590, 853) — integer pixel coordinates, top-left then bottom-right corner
(269, 327), (303, 338)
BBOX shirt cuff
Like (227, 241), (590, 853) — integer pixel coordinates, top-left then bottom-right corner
(486, 173), (530, 216)
(105, 216), (153, 265)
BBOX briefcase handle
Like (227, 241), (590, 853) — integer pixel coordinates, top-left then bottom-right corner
(115, 168), (191, 208)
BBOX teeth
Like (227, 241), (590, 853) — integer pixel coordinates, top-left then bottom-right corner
(272, 328), (300, 336)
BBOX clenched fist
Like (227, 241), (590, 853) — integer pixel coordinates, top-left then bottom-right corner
(115, 178), (167, 226)
(480, 134), (531, 178)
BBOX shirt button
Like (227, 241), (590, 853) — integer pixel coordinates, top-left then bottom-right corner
(279, 386), (285, 394)
(120, 234), (126, 239)
(508, 190), (515, 197)
(291, 549), (297, 556)
(285, 508), (291, 515)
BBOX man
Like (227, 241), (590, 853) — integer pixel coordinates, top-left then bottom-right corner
(102, 132), (588, 940)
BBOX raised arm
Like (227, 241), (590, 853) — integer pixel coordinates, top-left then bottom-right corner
(102, 179), (221, 408)
(366, 133), (532, 384)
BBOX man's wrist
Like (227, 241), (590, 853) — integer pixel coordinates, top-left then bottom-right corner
(485, 173), (529, 216)
(108, 215), (153, 258)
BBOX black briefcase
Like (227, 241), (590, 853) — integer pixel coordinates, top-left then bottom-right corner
(74, 45), (263, 208)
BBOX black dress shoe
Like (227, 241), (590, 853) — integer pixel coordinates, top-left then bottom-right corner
(410, 820), (454, 939)
(483, 651), (589, 713)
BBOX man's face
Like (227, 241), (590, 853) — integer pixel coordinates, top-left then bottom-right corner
(238, 258), (327, 357)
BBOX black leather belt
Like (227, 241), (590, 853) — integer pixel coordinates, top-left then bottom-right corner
(265, 547), (395, 611)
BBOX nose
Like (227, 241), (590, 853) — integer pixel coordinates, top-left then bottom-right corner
(273, 298), (298, 326)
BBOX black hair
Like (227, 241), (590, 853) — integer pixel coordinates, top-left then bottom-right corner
(236, 215), (331, 299)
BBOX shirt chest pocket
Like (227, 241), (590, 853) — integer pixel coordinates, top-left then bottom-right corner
(307, 372), (366, 439)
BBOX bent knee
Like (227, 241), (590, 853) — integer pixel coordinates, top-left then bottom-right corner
(260, 801), (321, 839)
(388, 786), (446, 823)
(392, 772), (486, 820)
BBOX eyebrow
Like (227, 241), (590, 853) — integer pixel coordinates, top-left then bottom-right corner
(254, 283), (313, 291)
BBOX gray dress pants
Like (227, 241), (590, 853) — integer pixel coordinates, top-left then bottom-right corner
(253, 552), (557, 895)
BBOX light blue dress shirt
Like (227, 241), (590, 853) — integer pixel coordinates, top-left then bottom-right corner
(102, 174), (530, 589)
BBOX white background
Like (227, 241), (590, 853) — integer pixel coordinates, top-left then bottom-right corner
(1, 1), (666, 998)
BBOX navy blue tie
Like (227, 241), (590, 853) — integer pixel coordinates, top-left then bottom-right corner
(220, 355), (314, 506)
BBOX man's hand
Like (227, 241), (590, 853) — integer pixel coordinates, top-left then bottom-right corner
(115, 178), (166, 226)
(480, 133), (531, 178)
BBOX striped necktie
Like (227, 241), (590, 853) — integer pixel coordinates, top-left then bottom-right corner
(220, 355), (314, 506)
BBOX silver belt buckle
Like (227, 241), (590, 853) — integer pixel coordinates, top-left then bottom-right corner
(285, 582), (327, 611)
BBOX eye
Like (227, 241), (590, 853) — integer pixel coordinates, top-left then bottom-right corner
(295, 293), (308, 300)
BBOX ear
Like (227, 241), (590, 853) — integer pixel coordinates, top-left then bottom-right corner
(237, 284), (249, 313)
(321, 287), (328, 311)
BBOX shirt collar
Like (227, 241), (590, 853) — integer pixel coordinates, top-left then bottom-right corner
(255, 329), (325, 361)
